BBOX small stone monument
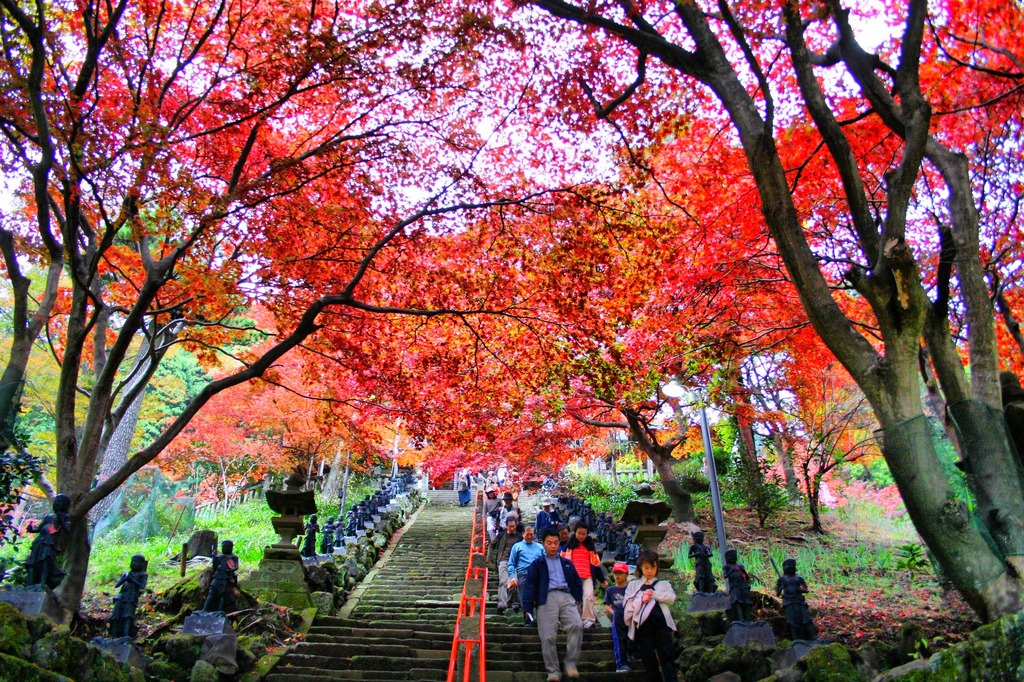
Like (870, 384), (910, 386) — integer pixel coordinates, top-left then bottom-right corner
(775, 557), (818, 641)
(619, 483), (672, 569)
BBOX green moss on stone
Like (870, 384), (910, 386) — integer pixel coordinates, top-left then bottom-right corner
(798, 643), (862, 682)
(146, 658), (187, 682)
(686, 643), (773, 682)
(0, 652), (71, 682)
(0, 601), (33, 658)
(189, 660), (219, 682)
(28, 628), (133, 682)
(159, 633), (204, 670)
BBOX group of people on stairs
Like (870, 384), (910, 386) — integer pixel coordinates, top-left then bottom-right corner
(485, 493), (679, 682)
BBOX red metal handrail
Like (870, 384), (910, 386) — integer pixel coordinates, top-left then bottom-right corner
(447, 485), (489, 682)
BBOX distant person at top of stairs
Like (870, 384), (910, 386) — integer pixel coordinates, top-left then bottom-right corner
(483, 486), (501, 540)
(521, 527), (584, 681)
(457, 471), (472, 507)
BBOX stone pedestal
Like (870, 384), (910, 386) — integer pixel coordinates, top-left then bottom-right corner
(183, 611), (234, 635)
(723, 620), (777, 648)
(688, 592), (732, 614)
(91, 636), (151, 670)
(270, 516), (304, 549)
(241, 547), (313, 611)
(0, 587), (65, 623)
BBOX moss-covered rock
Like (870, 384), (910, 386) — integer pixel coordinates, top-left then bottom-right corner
(156, 633), (204, 671)
(0, 601), (33, 658)
(28, 628), (134, 682)
(796, 643), (862, 682)
(145, 658), (188, 682)
(673, 611), (704, 647)
(897, 621), (930, 663)
(882, 608), (1024, 681)
(685, 643), (774, 682)
(0, 651), (72, 681)
(189, 659), (219, 682)
(154, 574), (207, 614)
(310, 591), (333, 617)
(236, 634), (266, 662)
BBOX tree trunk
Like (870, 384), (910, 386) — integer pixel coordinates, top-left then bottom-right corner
(321, 447), (345, 499)
(90, 320), (184, 522)
(802, 463), (825, 534)
(647, 446), (694, 522)
(771, 429), (800, 499)
(56, 515), (92, 619)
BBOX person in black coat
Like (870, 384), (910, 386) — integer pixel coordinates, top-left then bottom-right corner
(521, 528), (584, 681)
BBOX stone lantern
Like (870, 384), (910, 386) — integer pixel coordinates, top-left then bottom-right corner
(619, 482), (673, 568)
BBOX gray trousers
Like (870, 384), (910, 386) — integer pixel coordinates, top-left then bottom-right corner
(536, 589), (582, 677)
(497, 560), (517, 609)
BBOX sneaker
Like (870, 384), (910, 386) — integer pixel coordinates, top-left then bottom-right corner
(547, 676), (560, 682)
(582, 620), (595, 629)
(523, 612), (536, 627)
(496, 606), (506, 615)
(512, 604), (521, 612)
(616, 665), (632, 673)
(564, 664), (579, 679)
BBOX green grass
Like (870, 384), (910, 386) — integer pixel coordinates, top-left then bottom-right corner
(646, 487), (930, 596)
(673, 539), (923, 593)
(2, 484), (375, 595)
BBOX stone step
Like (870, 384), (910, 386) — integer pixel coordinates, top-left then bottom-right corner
(291, 640), (623, 665)
(267, 670), (646, 682)
(268, 499), (646, 682)
(266, 665), (449, 681)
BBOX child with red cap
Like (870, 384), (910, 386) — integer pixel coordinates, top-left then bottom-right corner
(603, 561), (634, 672)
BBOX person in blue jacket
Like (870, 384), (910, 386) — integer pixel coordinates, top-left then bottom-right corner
(521, 527), (584, 681)
(508, 525), (544, 622)
(535, 497), (563, 536)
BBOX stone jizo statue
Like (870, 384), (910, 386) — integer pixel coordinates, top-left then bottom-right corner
(723, 548), (753, 622)
(202, 540), (239, 613)
(25, 493), (72, 589)
(108, 554), (148, 638)
(301, 514), (319, 558)
(775, 557), (816, 640)
(689, 530), (717, 593)
(320, 516), (336, 554)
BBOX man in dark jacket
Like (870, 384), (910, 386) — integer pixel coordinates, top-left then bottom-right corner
(521, 527), (584, 681)
(488, 514), (523, 613)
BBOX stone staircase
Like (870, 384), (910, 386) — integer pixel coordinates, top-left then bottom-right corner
(425, 489), (462, 504)
(265, 498), (647, 682)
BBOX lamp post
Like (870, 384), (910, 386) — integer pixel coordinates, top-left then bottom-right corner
(663, 381), (729, 564)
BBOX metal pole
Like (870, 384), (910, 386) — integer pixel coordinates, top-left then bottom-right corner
(699, 402), (729, 564)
